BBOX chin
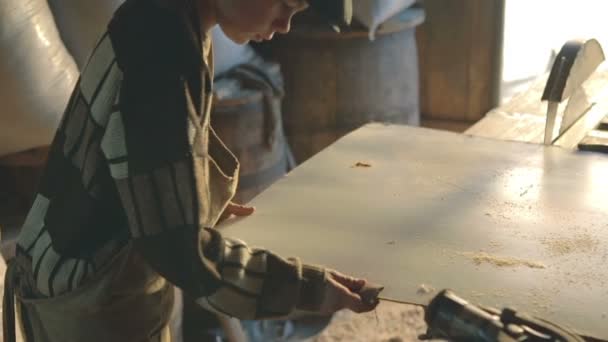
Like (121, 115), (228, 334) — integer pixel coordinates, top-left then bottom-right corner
(222, 31), (250, 45)
(231, 36), (251, 45)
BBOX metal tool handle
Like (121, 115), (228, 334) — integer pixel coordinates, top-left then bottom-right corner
(422, 290), (585, 342)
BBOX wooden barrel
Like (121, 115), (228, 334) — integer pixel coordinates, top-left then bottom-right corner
(211, 60), (290, 204)
(261, 7), (425, 163)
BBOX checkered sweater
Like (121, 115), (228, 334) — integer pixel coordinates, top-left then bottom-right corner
(15, 0), (327, 319)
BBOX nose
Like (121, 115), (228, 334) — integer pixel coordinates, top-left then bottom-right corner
(272, 16), (292, 34)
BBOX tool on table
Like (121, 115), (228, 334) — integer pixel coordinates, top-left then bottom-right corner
(542, 39), (605, 145)
(420, 290), (585, 342)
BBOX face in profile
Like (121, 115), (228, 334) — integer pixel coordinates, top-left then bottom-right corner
(214, 0), (308, 44)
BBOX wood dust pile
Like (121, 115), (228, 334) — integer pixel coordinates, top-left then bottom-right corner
(541, 234), (599, 256)
(459, 251), (546, 269)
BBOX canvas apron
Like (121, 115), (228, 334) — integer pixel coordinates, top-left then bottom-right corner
(2, 109), (240, 342)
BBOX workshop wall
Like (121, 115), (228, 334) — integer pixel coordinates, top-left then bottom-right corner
(417, 0), (505, 132)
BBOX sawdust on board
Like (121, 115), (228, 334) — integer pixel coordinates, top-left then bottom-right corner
(352, 161), (372, 168)
(541, 233), (600, 256)
(459, 251), (546, 269)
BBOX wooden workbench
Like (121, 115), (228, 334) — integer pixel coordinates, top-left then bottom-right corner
(220, 123), (608, 340)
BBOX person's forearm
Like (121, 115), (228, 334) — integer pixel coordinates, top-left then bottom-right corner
(134, 226), (328, 319)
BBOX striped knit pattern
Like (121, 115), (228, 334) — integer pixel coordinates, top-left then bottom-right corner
(16, 33), (124, 297)
(15, 0), (327, 319)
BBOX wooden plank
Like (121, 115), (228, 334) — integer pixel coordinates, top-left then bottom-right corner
(220, 124), (608, 340)
(418, 0), (504, 122)
(579, 130), (608, 153)
(464, 110), (546, 144)
(599, 116), (608, 130)
(467, 0), (505, 119)
(554, 98), (608, 150)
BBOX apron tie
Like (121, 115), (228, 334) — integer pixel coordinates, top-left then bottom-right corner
(3, 258), (18, 342)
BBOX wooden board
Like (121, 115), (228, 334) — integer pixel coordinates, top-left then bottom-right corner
(599, 116), (608, 130)
(579, 130), (608, 153)
(219, 124), (608, 340)
(417, 0), (504, 122)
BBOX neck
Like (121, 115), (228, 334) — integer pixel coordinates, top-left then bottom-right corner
(197, 0), (217, 34)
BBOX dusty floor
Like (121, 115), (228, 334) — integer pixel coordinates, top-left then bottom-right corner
(312, 303), (427, 342)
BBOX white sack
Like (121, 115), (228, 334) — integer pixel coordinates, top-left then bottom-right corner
(48, 0), (124, 69)
(353, 0), (416, 39)
(0, 0), (78, 156)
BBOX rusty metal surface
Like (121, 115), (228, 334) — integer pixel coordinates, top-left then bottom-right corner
(219, 124), (608, 340)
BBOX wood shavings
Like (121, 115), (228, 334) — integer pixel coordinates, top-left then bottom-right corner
(459, 251), (546, 269)
(352, 161), (372, 168)
(416, 284), (435, 295)
(541, 233), (600, 256)
(488, 241), (502, 248)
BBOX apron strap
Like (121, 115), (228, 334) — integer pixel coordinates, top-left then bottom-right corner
(3, 258), (17, 342)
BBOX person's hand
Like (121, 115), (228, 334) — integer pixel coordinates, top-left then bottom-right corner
(218, 202), (255, 224)
(319, 270), (381, 315)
